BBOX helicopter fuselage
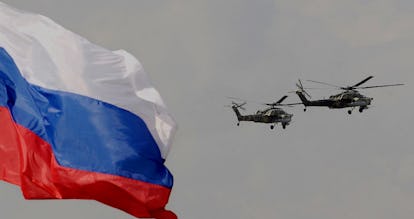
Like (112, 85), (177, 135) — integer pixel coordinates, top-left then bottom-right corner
(232, 106), (292, 125)
(296, 90), (373, 109)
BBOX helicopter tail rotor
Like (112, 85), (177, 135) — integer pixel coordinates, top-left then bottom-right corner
(228, 101), (246, 121)
(228, 101), (246, 111)
(296, 79), (312, 99)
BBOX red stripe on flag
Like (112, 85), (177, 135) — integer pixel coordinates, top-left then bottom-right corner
(0, 106), (176, 219)
(0, 106), (21, 186)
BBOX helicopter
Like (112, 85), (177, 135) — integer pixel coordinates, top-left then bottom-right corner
(229, 95), (295, 129)
(295, 76), (404, 114)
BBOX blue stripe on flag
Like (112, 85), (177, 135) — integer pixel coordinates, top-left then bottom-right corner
(0, 47), (173, 188)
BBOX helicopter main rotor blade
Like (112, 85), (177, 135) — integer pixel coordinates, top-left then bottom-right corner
(306, 80), (341, 88)
(227, 96), (246, 101)
(227, 96), (262, 104)
(357, 83), (404, 89)
(299, 87), (337, 90)
(350, 76), (374, 88)
(282, 102), (303, 106)
(276, 95), (288, 104)
(264, 95), (289, 107)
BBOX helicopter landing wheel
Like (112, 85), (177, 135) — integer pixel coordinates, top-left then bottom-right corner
(270, 125), (274, 130)
(282, 124), (286, 129)
(303, 108), (307, 112)
(348, 110), (352, 115)
(237, 122), (240, 126)
(359, 108), (364, 113)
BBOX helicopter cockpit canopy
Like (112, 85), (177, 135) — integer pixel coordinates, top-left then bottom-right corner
(329, 90), (363, 100)
(264, 108), (284, 116)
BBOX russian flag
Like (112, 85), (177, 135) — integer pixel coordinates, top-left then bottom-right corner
(0, 2), (177, 218)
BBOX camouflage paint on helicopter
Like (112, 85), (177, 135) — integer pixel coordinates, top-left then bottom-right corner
(295, 76), (403, 114)
(230, 96), (295, 129)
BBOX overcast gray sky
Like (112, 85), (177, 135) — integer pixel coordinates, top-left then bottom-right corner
(1, 0), (413, 218)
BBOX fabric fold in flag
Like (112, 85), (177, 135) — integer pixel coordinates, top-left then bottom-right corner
(0, 2), (177, 218)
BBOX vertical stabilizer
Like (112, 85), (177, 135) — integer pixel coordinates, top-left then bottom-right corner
(296, 91), (310, 106)
(232, 106), (242, 121)
(296, 79), (311, 106)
